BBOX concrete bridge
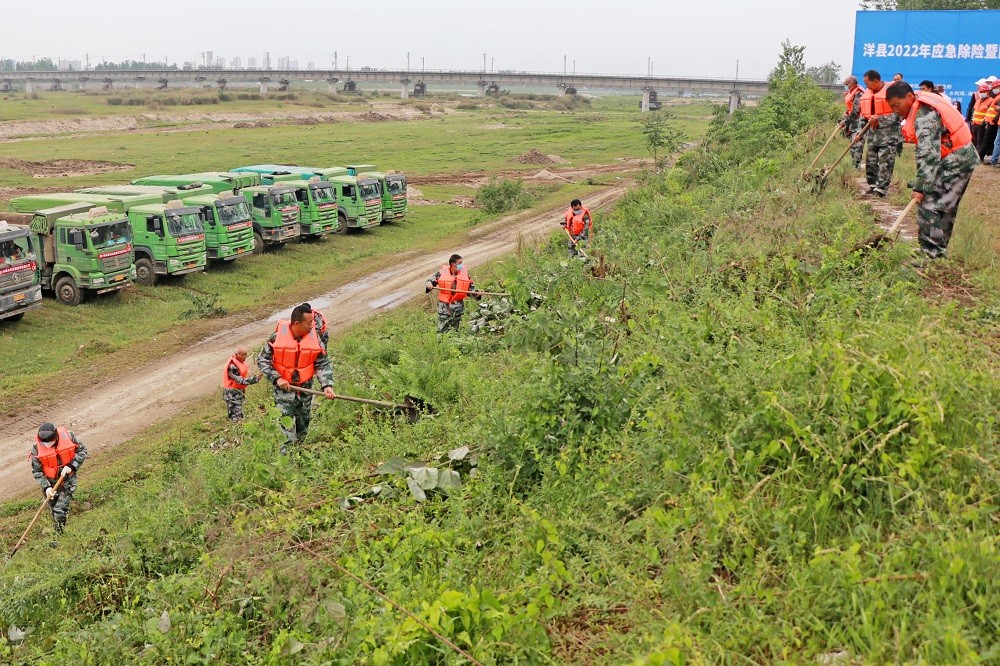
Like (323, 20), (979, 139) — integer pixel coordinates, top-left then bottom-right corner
(0, 68), (841, 111)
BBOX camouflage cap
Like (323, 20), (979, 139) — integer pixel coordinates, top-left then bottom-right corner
(37, 422), (58, 442)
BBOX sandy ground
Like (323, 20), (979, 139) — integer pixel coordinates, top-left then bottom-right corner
(0, 107), (434, 141)
(0, 184), (628, 500)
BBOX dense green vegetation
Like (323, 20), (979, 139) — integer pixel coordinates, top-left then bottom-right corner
(3, 71), (999, 665)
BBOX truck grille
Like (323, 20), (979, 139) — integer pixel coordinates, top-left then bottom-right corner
(101, 254), (132, 272)
(281, 211), (298, 224)
(319, 210), (337, 224)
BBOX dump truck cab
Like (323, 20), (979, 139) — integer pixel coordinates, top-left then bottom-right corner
(75, 183), (214, 203)
(0, 220), (43, 321)
(241, 184), (303, 253)
(132, 172), (262, 194)
(345, 164), (377, 176)
(16, 203), (136, 305)
(184, 193), (256, 261)
(124, 200), (208, 285)
(359, 171), (408, 222)
(290, 179), (339, 237)
(232, 165), (308, 186)
(327, 175), (382, 232)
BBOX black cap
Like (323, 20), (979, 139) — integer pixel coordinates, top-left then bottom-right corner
(37, 422), (57, 442)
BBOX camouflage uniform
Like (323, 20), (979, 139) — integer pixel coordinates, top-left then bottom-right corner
(30, 432), (88, 534)
(257, 332), (334, 451)
(865, 108), (902, 196)
(911, 104), (979, 258)
(313, 310), (329, 348)
(567, 228), (590, 259)
(842, 87), (865, 169)
(222, 360), (259, 422)
(427, 269), (479, 333)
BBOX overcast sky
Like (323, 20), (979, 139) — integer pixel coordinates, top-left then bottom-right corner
(0, 0), (863, 79)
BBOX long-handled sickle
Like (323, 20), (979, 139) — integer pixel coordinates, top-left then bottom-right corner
(289, 386), (430, 423)
(6, 475), (67, 561)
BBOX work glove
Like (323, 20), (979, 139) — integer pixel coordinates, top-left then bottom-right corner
(45, 487), (56, 501)
(60, 466), (72, 478)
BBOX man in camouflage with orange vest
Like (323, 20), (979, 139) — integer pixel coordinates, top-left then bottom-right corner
(426, 254), (480, 333)
(257, 303), (335, 453)
(841, 76), (865, 170)
(563, 198), (593, 259)
(307, 303), (329, 347)
(860, 69), (902, 198)
(886, 81), (979, 261)
(222, 346), (260, 422)
(29, 422), (89, 534)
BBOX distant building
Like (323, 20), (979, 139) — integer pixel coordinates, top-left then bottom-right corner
(307, 61), (315, 70)
(205, 50), (214, 68)
(289, 60), (299, 70)
(263, 53), (271, 69)
(215, 57), (226, 69)
(58, 59), (82, 71)
(231, 57), (242, 70)
(247, 57), (257, 69)
(277, 56), (289, 70)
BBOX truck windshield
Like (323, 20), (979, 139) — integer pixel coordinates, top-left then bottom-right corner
(0, 236), (33, 264)
(165, 212), (204, 237)
(360, 182), (380, 200)
(311, 185), (336, 203)
(89, 221), (132, 249)
(217, 200), (252, 225)
(387, 177), (406, 195)
(272, 191), (298, 208)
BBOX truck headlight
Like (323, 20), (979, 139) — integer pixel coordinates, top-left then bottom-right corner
(169, 259), (180, 268)
(220, 245), (230, 253)
(92, 277), (105, 286)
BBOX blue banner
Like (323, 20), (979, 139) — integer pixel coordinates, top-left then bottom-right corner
(853, 9), (1000, 108)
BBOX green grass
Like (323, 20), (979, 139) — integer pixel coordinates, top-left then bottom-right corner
(3, 76), (1000, 662)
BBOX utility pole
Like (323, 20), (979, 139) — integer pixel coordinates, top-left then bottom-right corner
(407, 52), (410, 71)
(142, 52), (146, 67)
(564, 54), (567, 75)
(85, 53), (90, 70)
(483, 52), (486, 73)
(422, 56), (425, 72)
(573, 59), (576, 75)
(346, 55), (350, 70)
(333, 51), (337, 69)
(735, 59), (740, 82)
(491, 58), (494, 73)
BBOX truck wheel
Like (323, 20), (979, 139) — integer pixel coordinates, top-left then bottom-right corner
(335, 214), (348, 235)
(6, 312), (25, 322)
(253, 232), (265, 254)
(55, 277), (83, 306)
(135, 258), (156, 286)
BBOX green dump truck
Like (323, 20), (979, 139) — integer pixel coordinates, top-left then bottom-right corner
(11, 192), (162, 215)
(290, 180), (339, 238)
(241, 184), (303, 253)
(124, 199), (208, 285)
(132, 172), (262, 194)
(0, 219), (43, 321)
(184, 193), (256, 260)
(75, 183), (214, 203)
(4, 204), (136, 306)
(345, 164), (377, 176)
(358, 171), (408, 222)
(327, 175), (383, 232)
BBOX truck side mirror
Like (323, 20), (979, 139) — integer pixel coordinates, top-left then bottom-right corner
(153, 219), (163, 237)
(71, 231), (85, 249)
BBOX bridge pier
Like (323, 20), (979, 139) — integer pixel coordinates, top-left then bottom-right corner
(1, 79), (13, 93)
(400, 78), (410, 99)
(641, 88), (651, 113)
(477, 81), (486, 98)
(259, 78), (270, 94)
(729, 89), (741, 114)
(24, 79), (35, 95)
(326, 77), (339, 94)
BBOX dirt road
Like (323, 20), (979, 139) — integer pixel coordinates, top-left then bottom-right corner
(0, 184), (627, 500)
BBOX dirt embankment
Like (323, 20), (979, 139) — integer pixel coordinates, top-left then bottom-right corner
(0, 184), (630, 501)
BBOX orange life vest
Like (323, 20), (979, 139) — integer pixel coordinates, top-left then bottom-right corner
(902, 92), (974, 158)
(860, 86), (892, 119)
(270, 321), (324, 385)
(35, 427), (77, 481)
(844, 86), (862, 113)
(313, 309), (327, 336)
(985, 94), (1000, 125)
(437, 265), (471, 304)
(564, 206), (591, 236)
(222, 355), (251, 390)
(972, 94), (993, 125)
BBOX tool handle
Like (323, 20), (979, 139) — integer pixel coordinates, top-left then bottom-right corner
(430, 287), (510, 297)
(807, 125), (843, 171)
(823, 120), (874, 176)
(8, 475), (66, 559)
(289, 385), (406, 410)
(563, 226), (590, 257)
(888, 198), (919, 235)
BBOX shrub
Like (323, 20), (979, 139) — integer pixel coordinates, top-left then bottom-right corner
(475, 178), (533, 215)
